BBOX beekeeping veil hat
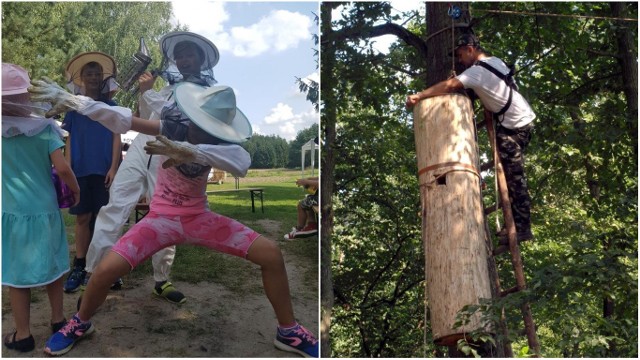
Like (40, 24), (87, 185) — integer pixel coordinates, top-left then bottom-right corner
(65, 51), (118, 96)
(159, 31), (219, 86)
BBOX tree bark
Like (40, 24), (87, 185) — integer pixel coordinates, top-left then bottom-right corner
(320, 3), (337, 357)
(610, 2), (638, 154)
(424, 2), (470, 87)
(414, 94), (494, 346)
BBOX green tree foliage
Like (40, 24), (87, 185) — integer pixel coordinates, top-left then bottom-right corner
(296, 12), (320, 112)
(242, 134), (289, 169)
(323, 1), (637, 357)
(288, 123), (319, 169)
(2, 2), (176, 109)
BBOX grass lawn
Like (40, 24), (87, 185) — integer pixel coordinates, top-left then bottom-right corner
(62, 168), (318, 293)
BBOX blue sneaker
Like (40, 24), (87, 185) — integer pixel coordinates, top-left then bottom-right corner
(273, 324), (318, 358)
(44, 314), (94, 356)
(63, 266), (86, 293)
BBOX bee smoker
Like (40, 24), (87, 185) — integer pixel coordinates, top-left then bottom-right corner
(116, 37), (152, 93)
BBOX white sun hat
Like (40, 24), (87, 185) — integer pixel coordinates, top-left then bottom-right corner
(65, 51), (117, 95)
(173, 82), (252, 144)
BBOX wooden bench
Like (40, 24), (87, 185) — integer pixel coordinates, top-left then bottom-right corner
(134, 202), (150, 223)
(206, 188), (264, 213)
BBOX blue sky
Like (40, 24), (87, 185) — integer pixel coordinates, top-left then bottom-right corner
(170, 1), (319, 141)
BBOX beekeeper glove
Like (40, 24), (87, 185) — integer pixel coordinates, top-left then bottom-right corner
(29, 76), (132, 134)
(28, 77), (92, 117)
(144, 135), (200, 169)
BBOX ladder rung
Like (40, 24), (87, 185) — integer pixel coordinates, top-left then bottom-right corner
(500, 286), (521, 297)
(493, 244), (509, 256)
(484, 203), (499, 215)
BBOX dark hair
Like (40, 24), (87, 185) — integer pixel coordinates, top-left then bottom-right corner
(80, 61), (103, 76)
(174, 41), (205, 66)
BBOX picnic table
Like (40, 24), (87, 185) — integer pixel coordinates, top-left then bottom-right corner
(206, 176), (264, 213)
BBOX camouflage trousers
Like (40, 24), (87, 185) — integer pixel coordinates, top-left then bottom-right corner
(496, 123), (533, 233)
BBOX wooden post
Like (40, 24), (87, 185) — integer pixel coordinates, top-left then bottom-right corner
(413, 94), (493, 346)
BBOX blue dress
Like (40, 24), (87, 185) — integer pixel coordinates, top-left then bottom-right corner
(2, 125), (70, 287)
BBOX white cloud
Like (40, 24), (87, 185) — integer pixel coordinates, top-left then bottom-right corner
(278, 122), (298, 140)
(171, 1), (229, 34)
(265, 103), (295, 124)
(305, 71), (319, 84)
(287, 71), (319, 100)
(259, 103), (318, 140)
(171, 2), (311, 58)
(229, 10), (311, 57)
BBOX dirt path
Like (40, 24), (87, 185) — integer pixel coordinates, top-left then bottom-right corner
(2, 219), (318, 358)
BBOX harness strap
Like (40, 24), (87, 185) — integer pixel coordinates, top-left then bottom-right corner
(474, 61), (514, 118)
(417, 161), (480, 178)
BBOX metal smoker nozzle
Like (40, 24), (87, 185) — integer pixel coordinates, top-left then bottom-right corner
(116, 37), (153, 92)
(135, 37), (152, 64)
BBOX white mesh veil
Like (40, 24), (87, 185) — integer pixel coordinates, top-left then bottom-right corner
(158, 32), (219, 86)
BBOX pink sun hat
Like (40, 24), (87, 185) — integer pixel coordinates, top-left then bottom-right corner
(2, 63), (31, 96)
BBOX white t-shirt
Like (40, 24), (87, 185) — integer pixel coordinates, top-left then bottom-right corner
(139, 85), (174, 120)
(456, 57), (535, 129)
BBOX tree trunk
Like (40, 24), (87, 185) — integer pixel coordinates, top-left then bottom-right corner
(423, 4), (505, 356)
(413, 94), (493, 346)
(425, 2), (470, 87)
(320, 3), (337, 357)
(610, 2), (638, 154)
(425, 2), (455, 86)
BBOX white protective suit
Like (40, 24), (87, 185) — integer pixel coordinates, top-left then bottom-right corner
(86, 86), (174, 281)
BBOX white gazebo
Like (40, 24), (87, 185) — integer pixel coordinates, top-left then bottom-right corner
(301, 138), (319, 177)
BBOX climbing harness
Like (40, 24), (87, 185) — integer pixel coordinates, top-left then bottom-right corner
(474, 60), (518, 120)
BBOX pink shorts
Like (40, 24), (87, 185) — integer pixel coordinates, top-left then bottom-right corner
(111, 211), (261, 269)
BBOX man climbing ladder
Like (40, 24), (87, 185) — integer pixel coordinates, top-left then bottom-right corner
(406, 33), (536, 244)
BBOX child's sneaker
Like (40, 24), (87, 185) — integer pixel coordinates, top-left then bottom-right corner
(44, 314), (94, 356)
(63, 266), (86, 293)
(111, 277), (124, 290)
(283, 224), (318, 240)
(153, 281), (186, 304)
(273, 324), (318, 358)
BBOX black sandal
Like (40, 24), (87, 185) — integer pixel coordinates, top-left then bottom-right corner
(3, 332), (35, 352)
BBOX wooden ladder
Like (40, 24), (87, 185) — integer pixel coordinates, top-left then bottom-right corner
(477, 115), (541, 357)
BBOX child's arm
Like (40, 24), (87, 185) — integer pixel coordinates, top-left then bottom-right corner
(105, 132), (122, 188)
(50, 148), (80, 207)
(193, 143), (251, 178)
(130, 117), (161, 135)
(64, 134), (71, 164)
(144, 136), (251, 177)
